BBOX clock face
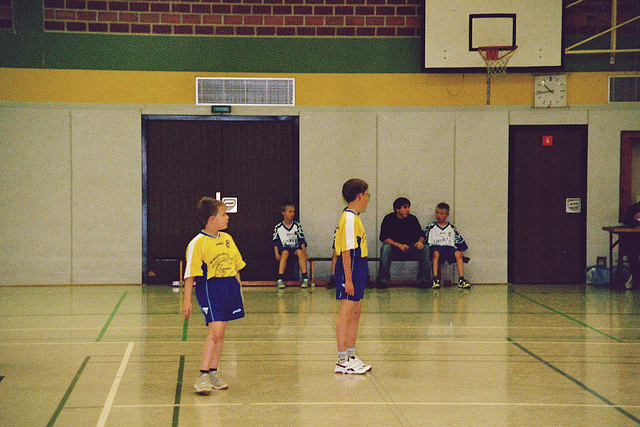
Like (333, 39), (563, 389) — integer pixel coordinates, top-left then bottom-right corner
(534, 75), (567, 108)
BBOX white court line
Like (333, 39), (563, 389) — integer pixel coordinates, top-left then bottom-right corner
(103, 401), (640, 409)
(4, 324), (639, 334)
(113, 403), (243, 408)
(96, 342), (134, 427)
(249, 401), (640, 408)
(2, 339), (639, 346)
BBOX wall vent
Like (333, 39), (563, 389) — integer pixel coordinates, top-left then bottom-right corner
(609, 76), (640, 103)
(196, 77), (295, 106)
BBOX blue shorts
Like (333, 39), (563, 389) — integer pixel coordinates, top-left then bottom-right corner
(195, 276), (245, 324)
(335, 257), (368, 302)
(281, 247), (303, 255)
(430, 245), (460, 264)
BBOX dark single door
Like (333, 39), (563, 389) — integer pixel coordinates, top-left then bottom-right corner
(144, 116), (299, 282)
(508, 125), (587, 284)
(620, 131), (640, 222)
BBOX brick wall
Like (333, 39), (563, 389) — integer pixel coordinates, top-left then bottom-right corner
(43, 0), (423, 36)
(3, 1), (638, 39)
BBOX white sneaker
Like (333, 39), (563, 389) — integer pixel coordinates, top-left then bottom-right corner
(301, 278), (309, 288)
(625, 275), (633, 290)
(194, 372), (213, 394)
(458, 278), (471, 289)
(334, 357), (367, 374)
(277, 279), (285, 289)
(209, 370), (228, 390)
(349, 355), (372, 372)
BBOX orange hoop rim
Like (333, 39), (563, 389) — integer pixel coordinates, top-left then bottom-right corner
(478, 45), (518, 61)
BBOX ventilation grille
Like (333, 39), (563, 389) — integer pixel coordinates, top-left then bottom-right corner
(196, 78), (295, 106)
(609, 76), (640, 103)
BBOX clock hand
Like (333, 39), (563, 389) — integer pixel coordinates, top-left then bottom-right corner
(544, 84), (554, 93)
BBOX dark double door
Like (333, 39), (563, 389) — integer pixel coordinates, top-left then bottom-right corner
(509, 125), (588, 284)
(144, 116), (299, 282)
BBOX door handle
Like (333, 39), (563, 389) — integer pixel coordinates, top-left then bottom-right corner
(566, 198), (581, 213)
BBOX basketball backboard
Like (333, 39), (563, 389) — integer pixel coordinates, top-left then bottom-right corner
(423, 0), (563, 72)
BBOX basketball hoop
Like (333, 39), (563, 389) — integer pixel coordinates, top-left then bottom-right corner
(478, 45), (517, 105)
(478, 45), (518, 79)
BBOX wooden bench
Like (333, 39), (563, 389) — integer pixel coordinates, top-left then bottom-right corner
(310, 255), (470, 286)
(309, 256), (380, 286)
(153, 256), (469, 287)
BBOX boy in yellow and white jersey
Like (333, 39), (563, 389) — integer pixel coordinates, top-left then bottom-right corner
(333, 178), (372, 374)
(183, 197), (246, 394)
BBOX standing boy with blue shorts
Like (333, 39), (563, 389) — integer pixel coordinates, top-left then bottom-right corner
(334, 179), (372, 374)
(424, 202), (470, 289)
(182, 197), (246, 394)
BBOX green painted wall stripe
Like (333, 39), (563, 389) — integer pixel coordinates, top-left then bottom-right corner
(33, 33), (423, 73)
(96, 291), (128, 342)
(510, 289), (624, 343)
(46, 356), (90, 427)
(2, 32), (636, 73)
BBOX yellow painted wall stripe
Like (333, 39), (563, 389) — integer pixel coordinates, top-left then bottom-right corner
(1, 68), (635, 106)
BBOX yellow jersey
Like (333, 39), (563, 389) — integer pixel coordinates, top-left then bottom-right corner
(334, 209), (368, 258)
(185, 231), (246, 279)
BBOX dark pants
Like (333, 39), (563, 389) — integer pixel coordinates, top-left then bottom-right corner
(377, 243), (430, 286)
(623, 236), (640, 286)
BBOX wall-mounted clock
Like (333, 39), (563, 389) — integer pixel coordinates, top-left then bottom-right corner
(534, 75), (567, 108)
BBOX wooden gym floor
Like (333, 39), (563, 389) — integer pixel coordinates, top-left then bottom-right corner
(0, 283), (639, 426)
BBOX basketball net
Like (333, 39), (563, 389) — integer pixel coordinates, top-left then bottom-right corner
(478, 46), (518, 78)
(478, 46), (517, 104)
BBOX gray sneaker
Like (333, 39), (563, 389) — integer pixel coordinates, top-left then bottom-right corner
(194, 372), (213, 394)
(301, 278), (309, 288)
(209, 370), (228, 390)
(277, 279), (285, 289)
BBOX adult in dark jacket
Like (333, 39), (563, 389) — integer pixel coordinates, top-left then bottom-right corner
(377, 197), (430, 288)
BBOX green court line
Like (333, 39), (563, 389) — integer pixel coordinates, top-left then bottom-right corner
(95, 292), (127, 342)
(46, 356), (90, 427)
(510, 289), (624, 343)
(182, 318), (189, 341)
(172, 355), (185, 427)
(508, 338), (640, 424)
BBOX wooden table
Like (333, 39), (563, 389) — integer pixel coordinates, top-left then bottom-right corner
(602, 225), (640, 290)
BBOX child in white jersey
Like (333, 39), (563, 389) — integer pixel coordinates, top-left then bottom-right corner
(424, 202), (470, 289)
(272, 203), (309, 289)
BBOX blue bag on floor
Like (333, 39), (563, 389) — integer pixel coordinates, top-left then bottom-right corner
(585, 265), (630, 286)
(585, 265), (609, 285)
